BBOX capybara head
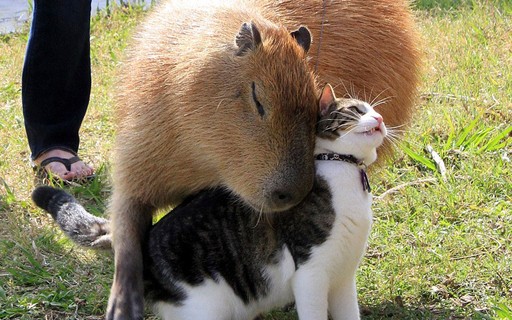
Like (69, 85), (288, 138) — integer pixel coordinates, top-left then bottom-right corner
(114, 13), (319, 212)
(204, 22), (318, 213)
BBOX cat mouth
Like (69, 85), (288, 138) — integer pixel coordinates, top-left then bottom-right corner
(359, 126), (381, 135)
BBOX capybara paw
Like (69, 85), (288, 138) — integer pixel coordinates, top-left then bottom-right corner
(106, 291), (144, 320)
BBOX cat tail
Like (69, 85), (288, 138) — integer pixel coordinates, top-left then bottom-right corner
(31, 186), (112, 250)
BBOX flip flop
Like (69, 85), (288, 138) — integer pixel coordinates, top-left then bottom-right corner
(34, 155), (96, 185)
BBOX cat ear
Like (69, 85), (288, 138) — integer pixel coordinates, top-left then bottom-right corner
(235, 22), (262, 56)
(291, 26), (312, 53)
(319, 83), (336, 116)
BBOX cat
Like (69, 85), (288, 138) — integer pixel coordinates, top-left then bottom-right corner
(32, 83), (387, 320)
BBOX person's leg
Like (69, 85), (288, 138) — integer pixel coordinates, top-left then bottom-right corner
(22, 0), (94, 180)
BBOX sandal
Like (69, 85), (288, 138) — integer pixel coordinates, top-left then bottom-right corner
(34, 154), (96, 184)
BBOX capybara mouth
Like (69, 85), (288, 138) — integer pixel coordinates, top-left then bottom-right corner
(245, 198), (300, 214)
(248, 178), (314, 213)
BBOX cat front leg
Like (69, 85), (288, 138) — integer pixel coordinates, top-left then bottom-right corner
(292, 268), (329, 320)
(328, 278), (360, 320)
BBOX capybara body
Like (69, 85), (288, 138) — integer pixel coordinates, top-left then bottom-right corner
(108, 1), (319, 318)
(275, 0), (422, 158)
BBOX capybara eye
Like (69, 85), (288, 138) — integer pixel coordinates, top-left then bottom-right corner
(251, 82), (265, 117)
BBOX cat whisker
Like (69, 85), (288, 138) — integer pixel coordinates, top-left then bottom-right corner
(317, 118), (344, 127)
(334, 81), (358, 100)
(386, 123), (409, 130)
(371, 98), (392, 110)
(386, 130), (406, 138)
(385, 126), (406, 134)
(385, 127), (409, 146)
(329, 109), (361, 122)
(346, 110), (362, 120)
(387, 132), (400, 140)
(383, 125), (409, 140)
(368, 87), (377, 105)
(350, 83), (359, 100)
(335, 125), (360, 139)
(384, 134), (401, 149)
(323, 122), (357, 132)
(328, 113), (360, 122)
(385, 128), (404, 140)
(369, 88), (392, 107)
(317, 114), (358, 129)
(326, 115), (359, 124)
(363, 87), (369, 103)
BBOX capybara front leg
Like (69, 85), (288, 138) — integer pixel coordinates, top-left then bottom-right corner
(106, 196), (154, 320)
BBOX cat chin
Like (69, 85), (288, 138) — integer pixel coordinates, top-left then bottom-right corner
(348, 133), (384, 149)
(363, 149), (378, 165)
(339, 137), (383, 164)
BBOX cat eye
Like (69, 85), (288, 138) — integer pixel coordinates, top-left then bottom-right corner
(348, 106), (364, 116)
(251, 82), (265, 117)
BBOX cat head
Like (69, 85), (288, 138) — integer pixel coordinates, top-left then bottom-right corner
(315, 84), (387, 165)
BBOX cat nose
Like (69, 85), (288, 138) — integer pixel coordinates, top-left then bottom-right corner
(373, 115), (383, 125)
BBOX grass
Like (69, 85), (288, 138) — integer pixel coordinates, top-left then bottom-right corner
(0, 0), (511, 319)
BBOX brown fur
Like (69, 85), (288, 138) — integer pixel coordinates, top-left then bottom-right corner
(274, 0), (423, 159)
(108, 1), (318, 318)
(107, 0), (422, 318)
(114, 2), (318, 211)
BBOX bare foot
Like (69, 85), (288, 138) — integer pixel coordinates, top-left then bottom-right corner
(34, 149), (94, 180)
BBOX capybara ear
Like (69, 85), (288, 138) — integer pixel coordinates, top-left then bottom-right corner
(235, 21), (262, 56)
(319, 83), (336, 116)
(291, 26), (312, 53)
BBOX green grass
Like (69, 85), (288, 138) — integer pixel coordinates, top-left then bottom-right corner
(1, 1), (511, 319)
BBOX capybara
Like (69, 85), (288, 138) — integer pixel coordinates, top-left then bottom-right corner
(108, 1), (318, 318)
(275, 0), (422, 158)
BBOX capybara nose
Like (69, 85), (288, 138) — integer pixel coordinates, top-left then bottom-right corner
(269, 182), (310, 211)
(264, 153), (315, 212)
(271, 190), (295, 208)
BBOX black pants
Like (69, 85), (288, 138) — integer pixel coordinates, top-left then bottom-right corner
(22, 0), (92, 159)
